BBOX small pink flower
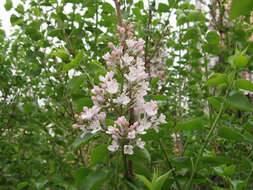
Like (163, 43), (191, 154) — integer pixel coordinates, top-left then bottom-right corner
(106, 79), (118, 94)
(124, 145), (134, 155)
(136, 138), (145, 149)
(108, 140), (119, 152)
(83, 106), (88, 112)
(127, 130), (136, 139)
(144, 101), (158, 116)
(114, 94), (130, 105)
(106, 61), (112, 66)
(115, 116), (129, 128)
(103, 52), (111, 61)
(108, 42), (114, 48)
(72, 124), (79, 129)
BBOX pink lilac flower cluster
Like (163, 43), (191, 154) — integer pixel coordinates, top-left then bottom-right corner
(149, 40), (168, 84)
(73, 22), (166, 155)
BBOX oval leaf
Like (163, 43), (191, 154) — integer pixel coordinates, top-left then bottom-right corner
(176, 118), (203, 131)
(218, 127), (245, 141)
(91, 144), (109, 166)
(228, 91), (253, 111)
(72, 133), (98, 151)
(235, 78), (253, 92)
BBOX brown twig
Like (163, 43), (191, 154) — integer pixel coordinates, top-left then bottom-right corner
(114, 0), (123, 27)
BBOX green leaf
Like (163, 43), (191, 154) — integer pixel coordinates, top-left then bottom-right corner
(172, 157), (192, 169)
(136, 174), (152, 190)
(152, 95), (168, 101)
(200, 156), (233, 166)
(208, 97), (221, 110)
(206, 30), (220, 45)
(4, 0), (12, 11)
(50, 49), (70, 60)
(206, 73), (227, 86)
(68, 75), (86, 92)
(153, 170), (171, 190)
(23, 103), (34, 114)
(228, 91), (253, 111)
(236, 78), (253, 92)
(129, 147), (151, 163)
(151, 77), (160, 88)
(218, 127), (245, 141)
(72, 133), (98, 151)
(74, 97), (93, 112)
(135, 1), (144, 9)
(91, 144), (109, 166)
(202, 42), (221, 55)
(34, 177), (48, 189)
(229, 0), (253, 19)
(10, 14), (23, 26)
(176, 118), (203, 131)
(231, 55), (248, 68)
(74, 167), (91, 187)
(224, 165), (235, 176)
(63, 50), (83, 73)
(15, 4), (24, 14)
(230, 180), (245, 190)
(82, 170), (107, 190)
(17, 182), (28, 190)
(158, 3), (170, 13)
(101, 2), (115, 14)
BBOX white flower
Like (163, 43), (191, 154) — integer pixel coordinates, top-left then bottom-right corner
(124, 145), (134, 155)
(127, 130), (136, 139)
(158, 114), (166, 123)
(103, 52), (111, 61)
(108, 140), (119, 152)
(126, 39), (136, 49)
(106, 79), (118, 94)
(97, 112), (106, 121)
(139, 117), (152, 130)
(136, 125), (146, 134)
(106, 125), (119, 135)
(136, 138), (145, 149)
(115, 116), (128, 128)
(80, 109), (93, 120)
(136, 57), (145, 66)
(99, 71), (115, 83)
(144, 101), (158, 116)
(114, 94), (130, 105)
(124, 66), (148, 83)
(122, 53), (134, 65)
(89, 120), (102, 134)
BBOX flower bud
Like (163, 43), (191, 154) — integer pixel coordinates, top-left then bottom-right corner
(128, 23), (134, 31)
(106, 61), (112, 66)
(127, 31), (132, 38)
(83, 106), (88, 112)
(108, 42), (114, 48)
(94, 86), (101, 94)
(119, 27), (125, 34)
(133, 122), (139, 127)
(137, 46), (143, 52)
(91, 96), (97, 102)
(72, 124), (79, 129)
(100, 83), (107, 89)
(99, 75), (105, 82)
(122, 20), (127, 26)
(116, 48), (122, 55)
(111, 50), (116, 57)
